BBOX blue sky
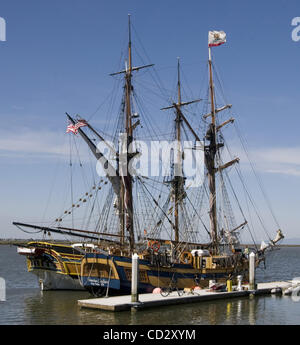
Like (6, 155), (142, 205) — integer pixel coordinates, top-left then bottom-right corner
(1, 0), (300, 240)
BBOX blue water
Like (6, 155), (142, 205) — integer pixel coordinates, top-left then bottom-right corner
(1, 245), (300, 325)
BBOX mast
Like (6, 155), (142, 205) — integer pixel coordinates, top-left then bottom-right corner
(206, 47), (218, 252)
(161, 59), (202, 243)
(67, 15), (154, 253)
(205, 43), (237, 252)
(123, 14), (134, 252)
(173, 58), (182, 242)
(111, 15), (154, 253)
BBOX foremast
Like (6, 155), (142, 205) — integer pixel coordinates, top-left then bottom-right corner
(67, 15), (154, 254)
(110, 15), (154, 253)
(123, 14), (134, 252)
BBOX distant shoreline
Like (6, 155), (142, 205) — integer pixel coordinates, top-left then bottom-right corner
(0, 239), (71, 245)
(1, 239), (300, 247)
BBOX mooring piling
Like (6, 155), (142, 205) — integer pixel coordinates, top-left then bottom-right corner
(131, 253), (139, 303)
(249, 252), (257, 290)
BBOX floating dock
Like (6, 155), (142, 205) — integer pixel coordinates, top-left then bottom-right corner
(78, 281), (292, 312)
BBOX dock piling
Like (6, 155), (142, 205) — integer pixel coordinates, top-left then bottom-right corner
(237, 275), (243, 291)
(131, 253), (139, 303)
(249, 252), (257, 290)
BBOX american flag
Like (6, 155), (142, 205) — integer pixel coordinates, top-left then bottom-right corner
(66, 120), (87, 134)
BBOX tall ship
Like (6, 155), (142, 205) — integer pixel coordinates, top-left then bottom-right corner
(14, 17), (284, 294)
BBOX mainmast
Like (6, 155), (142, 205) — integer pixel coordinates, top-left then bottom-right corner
(206, 47), (218, 252)
(161, 59), (201, 243)
(173, 58), (183, 243)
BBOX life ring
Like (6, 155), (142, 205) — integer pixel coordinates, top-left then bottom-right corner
(180, 251), (193, 265)
(150, 241), (160, 252)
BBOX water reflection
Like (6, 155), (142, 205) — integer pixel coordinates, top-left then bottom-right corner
(2, 288), (300, 325)
(226, 302), (232, 322)
(236, 300), (242, 320)
(248, 296), (256, 325)
(22, 290), (90, 324)
(18, 289), (272, 325)
(203, 297), (260, 325)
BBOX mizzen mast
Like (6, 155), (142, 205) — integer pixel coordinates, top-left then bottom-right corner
(205, 31), (239, 252)
(206, 46), (219, 252)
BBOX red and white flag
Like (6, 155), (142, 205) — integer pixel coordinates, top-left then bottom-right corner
(208, 31), (226, 47)
(75, 120), (87, 130)
(66, 120), (87, 134)
(66, 124), (77, 134)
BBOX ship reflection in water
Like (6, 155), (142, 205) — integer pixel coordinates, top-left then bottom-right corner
(17, 290), (288, 325)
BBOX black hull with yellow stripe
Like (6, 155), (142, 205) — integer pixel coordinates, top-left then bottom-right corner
(18, 242), (85, 290)
(80, 249), (250, 296)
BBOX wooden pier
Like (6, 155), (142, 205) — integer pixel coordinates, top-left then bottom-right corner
(78, 281), (292, 312)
